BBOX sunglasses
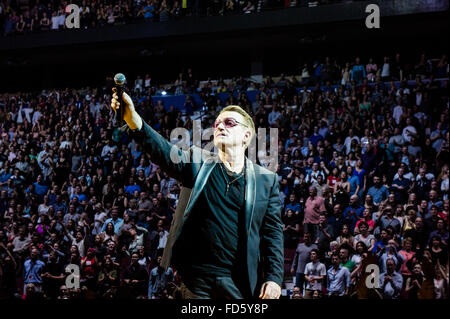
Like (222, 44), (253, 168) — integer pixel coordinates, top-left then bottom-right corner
(213, 117), (248, 129)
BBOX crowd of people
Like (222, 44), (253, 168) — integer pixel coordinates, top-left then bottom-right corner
(0, 0), (338, 36)
(0, 52), (448, 299)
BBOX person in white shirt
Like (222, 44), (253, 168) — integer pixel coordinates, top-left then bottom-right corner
(268, 106), (281, 126)
(32, 109), (43, 124)
(396, 87), (410, 97)
(134, 75), (143, 93)
(51, 11), (60, 30)
(156, 220), (169, 251)
(441, 175), (449, 201)
(388, 127), (405, 154)
(393, 103), (404, 125)
(414, 108), (426, 124)
(144, 74), (151, 88)
(415, 90), (423, 106)
(393, 164), (414, 182)
(57, 8), (66, 29)
(344, 129), (360, 155)
(360, 129), (370, 149)
(381, 56), (390, 79)
(306, 162), (325, 184)
(92, 204), (107, 235)
(402, 118), (417, 144)
(304, 249), (326, 299)
(101, 140), (118, 158)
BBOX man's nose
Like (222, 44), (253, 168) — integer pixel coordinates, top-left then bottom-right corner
(216, 122), (226, 131)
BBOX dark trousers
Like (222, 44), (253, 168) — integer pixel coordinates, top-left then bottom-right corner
(295, 273), (306, 293)
(175, 274), (250, 299)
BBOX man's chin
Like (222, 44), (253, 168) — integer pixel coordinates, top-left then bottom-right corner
(213, 138), (229, 148)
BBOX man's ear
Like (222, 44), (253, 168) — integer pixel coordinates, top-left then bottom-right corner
(243, 129), (252, 146)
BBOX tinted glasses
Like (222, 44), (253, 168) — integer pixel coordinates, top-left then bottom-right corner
(213, 117), (248, 129)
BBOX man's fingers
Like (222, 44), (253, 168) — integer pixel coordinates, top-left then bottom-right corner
(260, 283), (281, 299)
(110, 99), (120, 113)
(259, 283), (267, 298)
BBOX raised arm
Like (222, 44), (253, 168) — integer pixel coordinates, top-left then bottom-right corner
(111, 90), (194, 183)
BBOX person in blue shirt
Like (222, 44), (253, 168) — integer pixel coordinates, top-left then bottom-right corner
(372, 228), (390, 255)
(143, 0), (155, 20)
(379, 257), (403, 299)
(23, 248), (46, 295)
(343, 195), (364, 232)
(327, 252), (351, 297)
(148, 256), (174, 299)
(378, 241), (404, 274)
(285, 193), (302, 221)
(136, 158), (151, 177)
(101, 207), (124, 235)
(131, 145), (142, 167)
(284, 132), (297, 152)
(4, 14), (16, 36)
(33, 175), (49, 198)
(53, 195), (68, 215)
(125, 177), (141, 195)
(313, 147), (328, 165)
(350, 57), (366, 84)
(309, 126), (323, 147)
(70, 185), (87, 202)
(0, 169), (12, 183)
(2, 178), (16, 197)
(285, 194), (302, 213)
(346, 166), (360, 197)
(313, 62), (323, 84)
(390, 167), (410, 204)
(367, 175), (389, 206)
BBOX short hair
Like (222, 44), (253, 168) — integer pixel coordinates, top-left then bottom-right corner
(111, 206), (120, 212)
(310, 248), (320, 257)
(331, 252), (340, 259)
(403, 237), (413, 245)
(385, 225), (396, 234)
(386, 257), (396, 265)
(218, 105), (255, 148)
(339, 243), (353, 253)
(358, 221), (369, 229)
(431, 235), (442, 242)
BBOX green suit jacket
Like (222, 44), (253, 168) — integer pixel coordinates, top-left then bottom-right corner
(123, 120), (284, 297)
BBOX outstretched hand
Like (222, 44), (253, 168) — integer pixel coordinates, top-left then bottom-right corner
(110, 89), (142, 130)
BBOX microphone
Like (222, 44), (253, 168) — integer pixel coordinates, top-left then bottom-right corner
(114, 73), (126, 126)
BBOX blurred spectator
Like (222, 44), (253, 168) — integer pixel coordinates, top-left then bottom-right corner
(0, 52), (448, 300)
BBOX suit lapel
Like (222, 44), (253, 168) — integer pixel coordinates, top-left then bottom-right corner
(245, 157), (256, 236)
(181, 155), (257, 236)
(183, 156), (217, 220)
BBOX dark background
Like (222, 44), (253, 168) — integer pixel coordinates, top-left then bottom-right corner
(0, 0), (448, 93)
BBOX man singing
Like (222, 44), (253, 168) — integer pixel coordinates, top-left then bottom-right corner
(111, 90), (283, 299)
